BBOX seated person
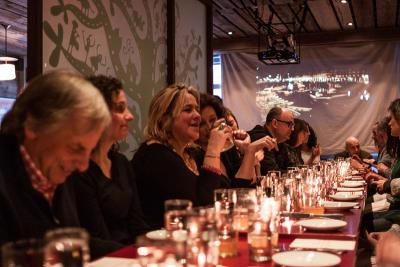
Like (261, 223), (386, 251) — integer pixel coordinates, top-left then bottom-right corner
(68, 75), (150, 245)
(300, 122), (320, 165)
(131, 84), (231, 229)
(334, 136), (372, 170)
(372, 118), (395, 177)
(248, 107), (294, 174)
(286, 119), (310, 167)
(0, 70), (120, 258)
(194, 93), (276, 187)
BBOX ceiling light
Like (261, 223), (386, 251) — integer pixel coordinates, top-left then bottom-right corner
(347, 22), (353, 26)
(0, 23), (17, 81)
(227, 31), (233, 35)
(340, 0), (347, 3)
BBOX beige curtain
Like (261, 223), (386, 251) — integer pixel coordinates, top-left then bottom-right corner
(222, 41), (400, 155)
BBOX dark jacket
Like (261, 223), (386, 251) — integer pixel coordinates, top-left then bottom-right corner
(0, 134), (121, 260)
(334, 150), (372, 160)
(248, 125), (292, 174)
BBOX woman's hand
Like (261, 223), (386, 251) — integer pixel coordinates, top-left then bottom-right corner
(233, 130), (250, 154)
(372, 179), (387, 193)
(312, 144), (321, 157)
(207, 119), (232, 154)
(247, 135), (277, 153)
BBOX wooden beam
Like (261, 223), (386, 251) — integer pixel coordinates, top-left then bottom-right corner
(27, 0), (42, 81)
(372, 0), (378, 28)
(328, 0), (343, 31)
(348, 0), (358, 30)
(213, 28), (400, 52)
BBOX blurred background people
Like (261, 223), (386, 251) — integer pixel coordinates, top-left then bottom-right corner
(68, 75), (150, 246)
(286, 118), (310, 167)
(300, 122), (320, 165)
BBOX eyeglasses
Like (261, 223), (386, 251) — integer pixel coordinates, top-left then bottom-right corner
(276, 119), (294, 128)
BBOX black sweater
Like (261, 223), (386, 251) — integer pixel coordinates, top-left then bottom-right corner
(68, 151), (150, 245)
(131, 143), (230, 229)
(0, 134), (121, 260)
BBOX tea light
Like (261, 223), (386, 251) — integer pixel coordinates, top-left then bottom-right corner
(218, 232), (238, 258)
(247, 221), (271, 262)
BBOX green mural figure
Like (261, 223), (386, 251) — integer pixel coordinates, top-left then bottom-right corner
(43, 0), (203, 155)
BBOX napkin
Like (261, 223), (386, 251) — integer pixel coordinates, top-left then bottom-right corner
(88, 257), (140, 267)
(337, 187), (364, 192)
(290, 238), (356, 251)
(371, 199), (390, 212)
(336, 191), (363, 196)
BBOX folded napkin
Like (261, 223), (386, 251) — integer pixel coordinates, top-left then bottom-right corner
(336, 191), (363, 196)
(88, 257), (140, 267)
(373, 193), (387, 202)
(372, 199), (390, 212)
(337, 187), (364, 192)
(290, 238), (356, 251)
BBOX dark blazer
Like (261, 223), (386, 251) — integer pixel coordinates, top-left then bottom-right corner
(248, 125), (292, 174)
(0, 134), (121, 260)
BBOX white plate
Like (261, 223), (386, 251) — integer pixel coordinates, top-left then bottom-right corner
(145, 229), (167, 240)
(272, 251), (341, 267)
(330, 192), (361, 201)
(296, 218), (347, 231)
(322, 201), (358, 210)
(341, 181), (365, 188)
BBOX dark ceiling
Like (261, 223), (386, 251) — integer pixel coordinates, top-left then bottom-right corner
(213, 0), (400, 51)
(0, 0), (399, 57)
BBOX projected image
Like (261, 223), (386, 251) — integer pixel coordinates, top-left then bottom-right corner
(256, 71), (370, 117)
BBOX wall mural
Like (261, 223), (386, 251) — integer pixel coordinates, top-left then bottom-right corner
(174, 0), (206, 92)
(43, 0), (207, 156)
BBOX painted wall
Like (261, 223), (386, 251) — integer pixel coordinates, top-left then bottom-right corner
(42, 0), (208, 157)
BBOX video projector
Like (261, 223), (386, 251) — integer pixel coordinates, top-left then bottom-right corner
(258, 33), (300, 65)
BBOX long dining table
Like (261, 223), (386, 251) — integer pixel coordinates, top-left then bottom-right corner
(94, 179), (366, 267)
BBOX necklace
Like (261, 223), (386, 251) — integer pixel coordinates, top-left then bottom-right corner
(182, 152), (199, 176)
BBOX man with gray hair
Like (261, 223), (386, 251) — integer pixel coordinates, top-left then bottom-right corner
(248, 107), (294, 174)
(0, 70), (121, 257)
(334, 136), (372, 161)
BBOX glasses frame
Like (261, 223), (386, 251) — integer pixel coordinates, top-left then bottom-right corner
(275, 119), (294, 128)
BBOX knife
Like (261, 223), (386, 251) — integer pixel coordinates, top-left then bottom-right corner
(280, 212), (345, 220)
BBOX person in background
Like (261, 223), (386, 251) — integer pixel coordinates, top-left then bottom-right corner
(131, 84), (230, 229)
(370, 118), (395, 177)
(300, 122), (320, 165)
(0, 70), (120, 258)
(248, 107), (294, 174)
(195, 93), (276, 187)
(68, 75), (150, 245)
(225, 108), (239, 131)
(286, 119), (310, 167)
(334, 136), (372, 161)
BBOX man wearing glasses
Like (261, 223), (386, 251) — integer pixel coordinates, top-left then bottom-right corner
(248, 107), (295, 174)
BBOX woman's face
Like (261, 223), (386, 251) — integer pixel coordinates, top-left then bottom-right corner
(226, 114), (238, 131)
(109, 90), (134, 142)
(389, 112), (400, 137)
(198, 106), (217, 146)
(296, 128), (310, 147)
(171, 93), (201, 144)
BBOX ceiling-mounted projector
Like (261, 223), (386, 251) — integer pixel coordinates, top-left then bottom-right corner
(258, 33), (300, 65)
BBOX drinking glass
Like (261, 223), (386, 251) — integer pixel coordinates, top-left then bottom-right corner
(214, 189), (237, 213)
(233, 188), (257, 232)
(2, 239), (44, 267)
(164, 199), (193, 233)
(44, 227), (89, 267)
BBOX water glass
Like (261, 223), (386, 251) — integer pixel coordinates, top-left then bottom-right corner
(2, 239), (44, 267)
(44, 227), (89, 267)
(164, 199), (193, 212)
(214, 189), (237, 213)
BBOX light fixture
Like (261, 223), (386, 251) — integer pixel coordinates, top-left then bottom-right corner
(227, 31), (233, 35)
(0, 23), (17, 81)
(347, 22), (353, 26)
(340, 0), (347, 3)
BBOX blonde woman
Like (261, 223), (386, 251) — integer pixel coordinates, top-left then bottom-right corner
(131, 84), (230, 228)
